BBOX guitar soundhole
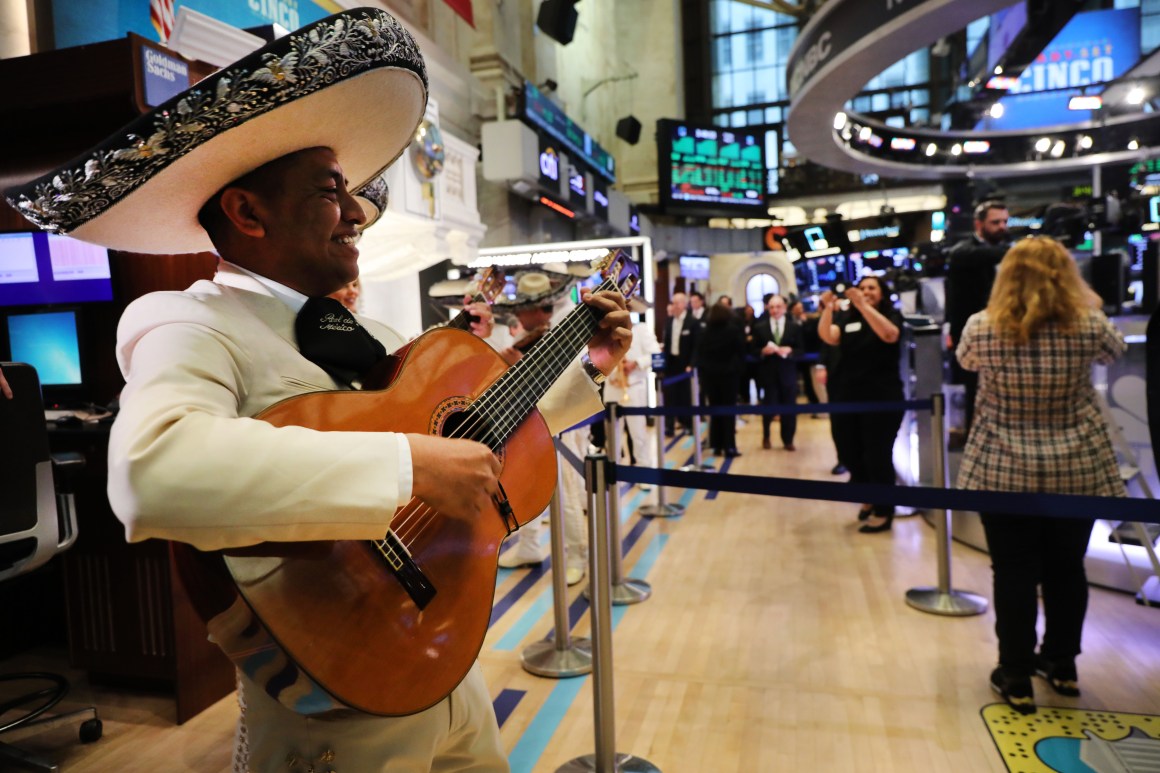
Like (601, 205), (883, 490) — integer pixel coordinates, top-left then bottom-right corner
(441, 408), (503, 455)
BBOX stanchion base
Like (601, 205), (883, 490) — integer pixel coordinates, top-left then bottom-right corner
(905, 587), (989, 617)
(584, 578), (652, 606)
(638, 503), (685, 518)
(556, 753), (662, 773)
(521, 637), (592, 678)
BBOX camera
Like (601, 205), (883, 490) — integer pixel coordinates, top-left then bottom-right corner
(831, 280), (849, 297)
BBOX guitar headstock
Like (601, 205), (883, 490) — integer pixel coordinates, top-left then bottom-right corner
(593, 249), (641, 303)
(472, 267), (506, 305)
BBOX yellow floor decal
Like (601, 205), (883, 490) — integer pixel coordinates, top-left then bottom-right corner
(982, 703), (1160, 772)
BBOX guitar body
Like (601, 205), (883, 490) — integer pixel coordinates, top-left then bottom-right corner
(223, 327), (558, 716)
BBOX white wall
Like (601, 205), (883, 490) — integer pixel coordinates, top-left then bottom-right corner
(363, 272), (423, 341)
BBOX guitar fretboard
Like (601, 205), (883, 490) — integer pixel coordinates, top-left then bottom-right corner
(470, 276), (616, 445)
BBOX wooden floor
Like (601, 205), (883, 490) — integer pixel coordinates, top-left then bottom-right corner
(3, 414), (1159, 772)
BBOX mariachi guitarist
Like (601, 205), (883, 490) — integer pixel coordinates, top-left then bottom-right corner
(5, 9), (631, 772)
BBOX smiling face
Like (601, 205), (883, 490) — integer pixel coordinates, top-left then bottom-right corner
(228, 147), (368, 296)
(857, 276), (883, 306)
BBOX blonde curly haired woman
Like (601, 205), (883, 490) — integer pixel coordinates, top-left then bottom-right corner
(956, 236), (1125, 715)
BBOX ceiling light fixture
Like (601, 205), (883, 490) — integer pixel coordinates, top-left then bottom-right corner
(1068, 95), (1103, 111)
(1034, 137), (1051, 153)
(834, 112), (848, 130)
(925, 142), (937, 157)
(1127, 87), (1147, 106)
(1129, 138), (1141, 150)
(1077, 135), (1093, 150)
(989, 103), (1005, 119)
(951, 143), (962, 156)
(1050, 140), (1066, 158)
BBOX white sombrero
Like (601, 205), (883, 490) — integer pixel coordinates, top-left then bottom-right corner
(493, 263), (596, 312)
(4, 7), (425, 254)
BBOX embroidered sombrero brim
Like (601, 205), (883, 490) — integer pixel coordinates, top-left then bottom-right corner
(4, 7), (425, 255)
(493, 268), (581, 311)
(353, 173), (390, 231)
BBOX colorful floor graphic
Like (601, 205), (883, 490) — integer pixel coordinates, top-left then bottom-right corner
(983, 704), (1160, 772)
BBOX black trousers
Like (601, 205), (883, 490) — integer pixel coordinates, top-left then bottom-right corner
(701, 371), (739, 453)
(980, 512), (1095, 673)
(663, 377), (693, 433)
(830, 407), (902, 510)
(760, 369), (798, 446)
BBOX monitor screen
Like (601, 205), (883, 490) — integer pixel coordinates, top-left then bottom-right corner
(658, 119), (765, 216)
(794, 256), (849, 294)
(6, 309), (82, 387)
(0, 232), (114, 307)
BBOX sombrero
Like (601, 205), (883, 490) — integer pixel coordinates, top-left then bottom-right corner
(353, 173), (390, 231)
(4, 7), (426, 254)
(493, 263), (593, 312)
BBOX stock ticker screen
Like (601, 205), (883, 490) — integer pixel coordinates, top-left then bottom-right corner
(661, 119), (765, 214)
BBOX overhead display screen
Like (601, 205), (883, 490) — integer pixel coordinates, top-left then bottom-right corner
(977, 8), (1140, 131)
(522, 81), (615, 183)
(659, 119), (765, 216)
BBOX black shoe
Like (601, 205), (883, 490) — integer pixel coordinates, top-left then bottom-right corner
(857, 506), (874, 522)
(831, 463), (848, 475)
(762, 437), (772, 450)
(990, 666), (1036, 714)
(858, 512), (893, 533)
(1035, 654), (1080, 697)
(724, 448), (742, 458)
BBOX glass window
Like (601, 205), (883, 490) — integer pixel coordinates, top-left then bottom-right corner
(732, 110), (747, 127)
(746, 274), (779, 314)
(765, 106), (782, 123)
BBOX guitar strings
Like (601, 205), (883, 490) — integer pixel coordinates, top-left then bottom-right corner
(389, 281), (611, 548)
(387, 302), (602, 552)
(388, 275), (624, 551)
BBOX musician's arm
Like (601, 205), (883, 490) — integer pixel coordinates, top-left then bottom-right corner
(109, 321), (410, 550)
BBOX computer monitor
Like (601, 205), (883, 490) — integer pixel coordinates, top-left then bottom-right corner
(0, 232), (114, 307)
(2, 308), (85, 404)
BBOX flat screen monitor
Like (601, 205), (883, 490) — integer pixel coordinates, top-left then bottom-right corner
(794, 256), (849, 294)
(657, 119), (765, 217)
(0, 232), (114, 307)
(5, 309), (83, 391)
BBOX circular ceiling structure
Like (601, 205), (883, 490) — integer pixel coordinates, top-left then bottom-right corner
(785, 0), (1160, 179)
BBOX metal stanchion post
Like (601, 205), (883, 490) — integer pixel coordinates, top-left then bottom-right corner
(586, 404), (650, 606)
(682, 372), (714, 471)
(638, 373), (684, 518)
(521, 474), (593, 677)
(906, 392), (988, 616)
(557, 455), (660, 773)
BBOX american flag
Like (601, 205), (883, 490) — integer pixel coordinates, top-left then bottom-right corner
(150, 0), (176, 43)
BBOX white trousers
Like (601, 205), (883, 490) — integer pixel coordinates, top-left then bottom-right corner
(235, 663), (507, 773)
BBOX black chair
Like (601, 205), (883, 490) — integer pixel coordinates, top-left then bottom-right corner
(0, 362), (101, 772)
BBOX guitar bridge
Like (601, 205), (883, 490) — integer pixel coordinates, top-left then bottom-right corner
(375, 531), (436, 610)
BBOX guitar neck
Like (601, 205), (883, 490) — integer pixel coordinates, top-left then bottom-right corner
(473, 277), (615, 445)
(446, 292), (487, 332)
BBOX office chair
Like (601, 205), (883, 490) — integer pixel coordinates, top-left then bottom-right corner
(0, 362), (101, 772)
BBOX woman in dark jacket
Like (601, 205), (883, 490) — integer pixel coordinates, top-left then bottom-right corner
(693, 301), (747, 457)
(818, 275), (904, 532)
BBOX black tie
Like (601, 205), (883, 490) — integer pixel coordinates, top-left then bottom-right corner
(295, 296), (386, 388)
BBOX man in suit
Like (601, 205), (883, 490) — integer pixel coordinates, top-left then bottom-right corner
(945, 199), (1010, 432)
(751, 294), (802, 450)
(662, 291), (699, 433)
(7, 9), (632, 770)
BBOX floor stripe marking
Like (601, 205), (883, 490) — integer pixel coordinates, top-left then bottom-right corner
(493, 688), (525, 728)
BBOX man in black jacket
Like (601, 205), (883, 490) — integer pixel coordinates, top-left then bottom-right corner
(945, 200), (1010, 431)
(752, 294), (802, 450)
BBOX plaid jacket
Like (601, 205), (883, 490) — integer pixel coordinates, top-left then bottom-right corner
(955, 309), (1126, 497)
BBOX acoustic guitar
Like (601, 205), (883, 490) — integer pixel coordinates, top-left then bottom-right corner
(222, 250), (639, 716)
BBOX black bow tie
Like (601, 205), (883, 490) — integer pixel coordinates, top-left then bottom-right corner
(295, 296), (387, 388)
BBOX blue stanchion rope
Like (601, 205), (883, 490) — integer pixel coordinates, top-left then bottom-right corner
(613, 463), (1160, 524)
(617, 399), (932, 418)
